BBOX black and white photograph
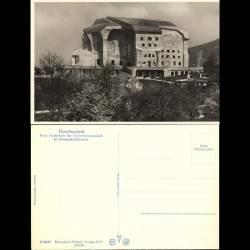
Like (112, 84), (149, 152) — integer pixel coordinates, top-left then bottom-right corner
(34, 1), (219, 122)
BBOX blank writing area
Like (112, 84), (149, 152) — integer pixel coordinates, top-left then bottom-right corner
(31, 126), (117, 248)
(118, 126), (219, 249)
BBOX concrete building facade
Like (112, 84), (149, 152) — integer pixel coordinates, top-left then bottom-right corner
(72, 17), (190, 77)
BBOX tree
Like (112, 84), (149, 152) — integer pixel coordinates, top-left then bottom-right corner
(35, 67), (42, 75)
(39, 52), (64, 78)
(121, 65), (132, 74)
(65, 82), (113, 121)
(93, 63), (116, 96)
(183, 84), (201, 120)
(62, 67), (141, 121)
(203, 53), (219, 81)
(127, 84), (202, 121)
(38, 52), (65, 119)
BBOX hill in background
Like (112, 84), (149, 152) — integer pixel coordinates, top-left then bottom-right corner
(189, 39), (219, 67)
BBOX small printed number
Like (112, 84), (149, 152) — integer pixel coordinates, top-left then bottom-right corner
(40, 240), (51, 244)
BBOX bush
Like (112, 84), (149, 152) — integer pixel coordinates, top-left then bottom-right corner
(126, 85), (201, 121)
(121, 65), (132, 74)
(35, 53), (219, 121)
(65, 83), (113, 121)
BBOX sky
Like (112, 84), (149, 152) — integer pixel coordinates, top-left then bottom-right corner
(34, 2), (219, 65)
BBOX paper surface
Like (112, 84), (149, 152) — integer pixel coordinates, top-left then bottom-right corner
(31, 125), (219, 249)
(31, 0), (219, 248)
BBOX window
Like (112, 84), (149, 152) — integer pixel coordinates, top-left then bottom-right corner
(143, 61), (146, 64)
(178, 50), (180, 53)
(136, 71), (142, 77)
(161, 55), (164, 58)
(166, 55), (169, 58)
(153, 61), (156, 66)
(120, 61), (123, 66)
(74, 55), (80, 64)
(111, 60), (115, 65)
(178, 56), (181, 59)
(172, 50), (175, 53)
(162, 61), (164, 66)
(152, 54), (155, 57)
(140, 37), (144, 41)
(154, 44), (157, 47)
(144, 54), (147, 57)
(162, 50), (164, 52)
(142, 43), (145, 47)
(148, 61), (151, 67)
(97, 59), (100, 65)
(111, 41), (116, 54)
(148, 53), (151, 57)
(155, 37), (159, 41)
(173, 55), (176, 59)
(167, 49), (170, 53)
(173, 61), (176, 66)
(148, 37), (152, 41)
(179, 62), (181, 66)
(128, 44), (132, 55)
(148, 43), (151, 47)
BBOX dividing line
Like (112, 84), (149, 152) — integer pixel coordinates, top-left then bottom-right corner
(121, 177), (216, 180)
(121, 190), (215, 194)
(117, 134), (120, 235)
(140, 212), (216, 215)
(131, 157), (173, 160)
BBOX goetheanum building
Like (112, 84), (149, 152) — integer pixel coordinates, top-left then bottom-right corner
(72, 17), (190, 77)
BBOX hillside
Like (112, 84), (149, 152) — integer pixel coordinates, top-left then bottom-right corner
(188, 39), (219, 67)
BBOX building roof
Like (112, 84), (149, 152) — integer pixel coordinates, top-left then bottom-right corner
(132, 25), (162, 33)
(84, 17), (120, 33)
(109, 16), (175, 28)
(84, 16), (176, 34)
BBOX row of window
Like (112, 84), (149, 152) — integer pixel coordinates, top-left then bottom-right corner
(138, 61), (182, 67)
(96, 59), (182, 67)
(162, 49), (180, 53)
(97, 58), (182, 66)
(169, 61), (182, 66)
(141, 43), (158, 47)
(161, 55), (181, 59)
(145, 53), (156, 58)
(140, 36), (159, 41)
(100, 60), (132, 66)
(140, 43), (182, 54)
(142, 53), (181, 59)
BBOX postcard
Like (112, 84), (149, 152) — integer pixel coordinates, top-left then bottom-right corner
(31, 0), (219, 249)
